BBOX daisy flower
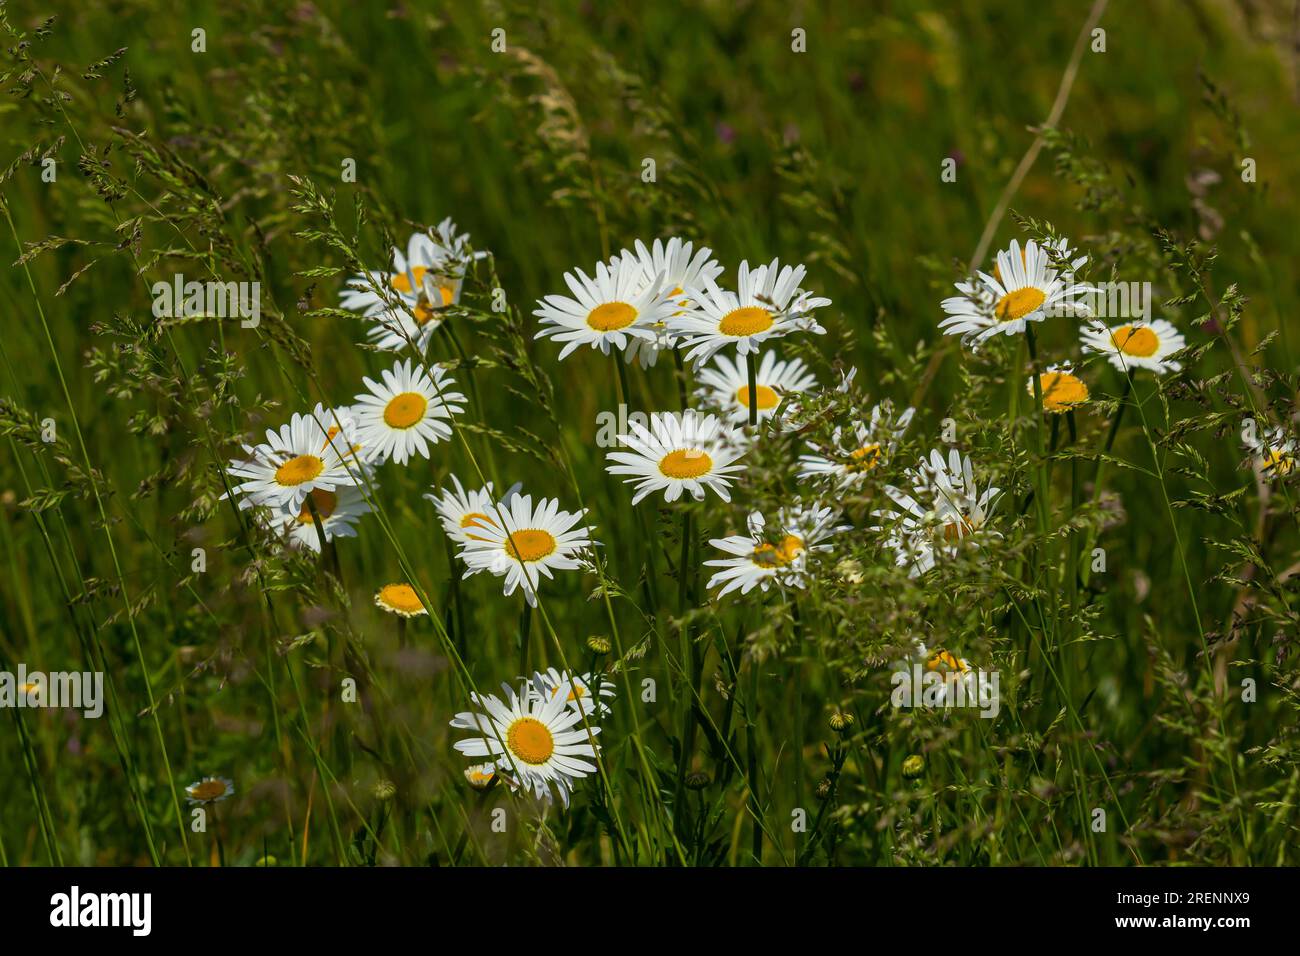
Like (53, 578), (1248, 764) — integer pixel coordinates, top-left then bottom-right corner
(696, 350), (818, 424)
(939, 239), (1094, 349)
(1030, 362), (1090, 414)
(451, 678), (601, 807)
(223, 410), (366, 511)
(268, 485), (372, 552)
(185, 776), (235, 805)
(374, 582), (428, 618)
(669, 258), (831, 367)
(705, 502), (849, 598)
(1079, 318), (1185, 375)
(424, 475), (520, 546)
(457, 494), (596, 607)
(874, 449), (1001, 576)
(464, 763), (497, 791)
(352, 359), (465, 466)
(533, 257), (679, 361)
(614, 237), (724, 368)
(605, 409), (746, 505)
(798, 400), (915, 490)
(1244, 422), (1296, 478)
(892, 640), (976, 708)
(526, 667), (615, 717)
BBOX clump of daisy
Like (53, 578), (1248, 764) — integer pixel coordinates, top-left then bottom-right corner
(939, 238), (1093, 350)
(696, 350), (817, 424)
(798, 400), (915, 490)
(457, 493), (596, 607)
(605, 408), (746, 504)
(704, 502), (849, 598)
(1030, 362), (1090, 414)
(341, 221), (489, 354)
(184, 776), (235, 805)
(613, 237), (724, 368)
(1079, 318), (1185, 375)
(533, 256), (679, 362)
(669, 258), (831, 367)
(450, 678), (602, 807)
(223, 409), (368, 512)
(526, 667), (615, 716)
(374, 582), (428, 618)
(874, 449), (1001, 576)
(1243, 421), (1296, 478)
(352, 359), (465, 465)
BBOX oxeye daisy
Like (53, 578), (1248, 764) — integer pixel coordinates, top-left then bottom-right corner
(374, 582), (428, 618)
(352, 359), (465, 466)
(268, 485), (372, 552)
(939, 239), (1094, 349)
(892, 641), (976, 707)
(457, 494), (596, 607)
(696, 350), (817, 424)
(874, 449), (1001, 576)
(184, 776), (235, 805)
(615, 237), (724, 368)
(705, 503), (849, 598)
(1079, 318), (1185, 375)
(1244, 422), (1296, 478)
(526, 667), (615, 716)
(798, 400), (915, 490)
(605, 409), (746, 505)
(533, 257), (678, 361)
(1030, 362), (1090, 413)
(464, 763), (497, 791)
(424, 475), (521, 546)
(223, 410), (366, 511)
(669, 258), (830, 367)
(451, 678), (602, 807)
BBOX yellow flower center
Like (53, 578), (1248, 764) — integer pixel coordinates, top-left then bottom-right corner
(376, 583), (425, 615)
(391, 265), (428, 294)
(1036, 371), (1089, 413)
(190, 779), (229, 801)
(718, 306), (773, 336)
(274, 454), (324, 486)
(1111, 325), (1159, 357)
(504, 529), (557, 562)
(995, 287), (1046, 321)
(1263, 449), (1295, 476)
(467, 767), (495, 786)
(551, 682), (589, 702)
(506, 716), (555, 765)
(845, 443), (882, 473)
(295, 488), (339, 525)
(459, 511), (497, 540)
(752, 534), (804, 568)
(384, 391), (428, 429)
(941, 516), (977, 543)
(735, 384), (780, 410)
(925, 650), (969, 674)
(586, 302), (638, 332)
(659, 448), (713, 479)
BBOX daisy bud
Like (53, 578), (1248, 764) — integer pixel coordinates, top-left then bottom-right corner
(587, 635), (612, 655)
(902, 754), (926, 779)
(685, 771), (711, 791)
(815, 778), (834, 800)
(829, 712), (854, 734)
(372, 779), (397, 801)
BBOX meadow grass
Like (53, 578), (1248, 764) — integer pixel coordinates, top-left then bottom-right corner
(1, 0), (1299, 866)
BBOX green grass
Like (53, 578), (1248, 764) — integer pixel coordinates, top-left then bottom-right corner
(1, 0), (1298, 866)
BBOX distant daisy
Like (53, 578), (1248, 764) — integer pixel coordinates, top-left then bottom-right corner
(374, 582), (428, 618)
(353, 359), (465, 466)
(615, 237), (724, 368)
(798, 401), (915, 490)
(697, 350), (818, 424)
(939, 239), (1093, 349)
(669, 258), (830, 367)
(1030, 362), (1090, 413)
(892, 640), (976, 707)
(451, 678), (601, 807)
(533, 257), (678, 361)
(185, 776), (234, 805)
(269, 485), (372, 552)
(527, 667), (615, 716)
(458, 493), (596, 607)
(1244, 422), (1296, 478)
(605, 409), (746, 505)
(705, 503), (849, 598)
(1080, 318), (1184, 375)
(224, 410), (366, 511)
(464, 763), (497, 790)
(425, 475), (521, 546)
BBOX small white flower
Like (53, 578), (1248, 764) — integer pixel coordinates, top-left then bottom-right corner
(352, 359), (466, 465)
(424, 475), (521, 546)
(704, 503), (849, 598)
(1243, 421), (1296, 479)
(614, 237), (724, 368)
(798, 401), (914, 490)
(1079, 318), (1185, 375)
(533, 256), (678, 362)
(605, 409), (746, 505)
(223, 410), (366, 511)
(184, 776), (235, 805)
(266, 484), (372, 552)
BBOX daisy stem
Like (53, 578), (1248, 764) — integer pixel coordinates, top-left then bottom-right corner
(1024, 325), (1050, 536)
(1078, 377), (1132, 589)
(396, 617), (407, 649)
(517, 602), (533, 676)
(671, 347), (690, 410)
(746, 352), (759, 427)
(673, 510), (698, 835)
